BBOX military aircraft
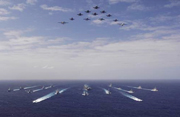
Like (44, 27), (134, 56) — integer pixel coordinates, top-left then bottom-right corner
(92, 13), (98, 16)
(99, 18), (105, 21)
(106, 14), (112, 17)
(101, 10), (106, 13)
(93, 6), (99, 9)
(70, 18), (74, 20)
(118, 23), (127, 26)
(84, 18), (90, 21)
(114, 19), (118, 22)
(58, 21), (68, 24)
(85, 10), (91, 13)
(77, 13), (83, 16)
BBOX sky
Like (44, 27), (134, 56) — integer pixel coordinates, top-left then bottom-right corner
(0, 0), (180, 80)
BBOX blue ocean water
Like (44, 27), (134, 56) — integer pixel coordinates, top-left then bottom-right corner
(0, 80), (180, 117)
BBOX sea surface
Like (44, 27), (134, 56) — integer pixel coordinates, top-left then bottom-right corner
(0, 80), (180, 117)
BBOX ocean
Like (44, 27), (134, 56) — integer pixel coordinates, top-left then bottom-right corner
(0, 80), (180, 117)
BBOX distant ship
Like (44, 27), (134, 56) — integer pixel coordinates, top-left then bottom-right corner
(7, 88), (11, 92)
(116, 87), (121, 90)
(19, 87), (24, 90)
(55, 90), (59, 95)
(109, 83), (112, 87)
(82, 90), (89, 96)
(151, 87), (158, 92)
(84, 84), (91, 90)
(137, 86), (142, 89)
(105, 89), (111, 94)
(133, 98), (142, 102)
(127, 89), (134, 93)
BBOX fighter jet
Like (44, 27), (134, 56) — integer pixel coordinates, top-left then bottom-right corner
(58, 21), (68, 24)
(92, 13), (98, 16)
(106, 14), (112, 17)
(85, 10), (91, 13)
(118, 23), (127, 26)
(70, 17), (74, 21)
(84, 18), (90, 21)
(101, 10), (106, 13)
(113, 19), (118, 22)
(93, 6), (99, 9)
(77, 13), (83, 16)
(99, 18), (105, 21)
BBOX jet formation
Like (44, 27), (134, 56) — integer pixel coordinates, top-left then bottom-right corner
(58, 5), (127, 27)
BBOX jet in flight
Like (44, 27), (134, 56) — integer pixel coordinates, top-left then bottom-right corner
(101, 10), (106, 13)
(114, 19), (118, 22)
(77, 13), (83, 16)
(70, 18), (74, 20)
(85, 10), (91, 13)
(99, 18), (105, 21)
(84, 18), (90, 21)
(92, 13), (98, 16)
(93, 6), (99, 9)
(106, 14), (112, 17)
(58, 21), (68, 24)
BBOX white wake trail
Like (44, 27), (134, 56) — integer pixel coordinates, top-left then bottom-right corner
(120, 92), (142, 102)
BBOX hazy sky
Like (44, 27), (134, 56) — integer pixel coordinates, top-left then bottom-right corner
(0, 0), (180, 80)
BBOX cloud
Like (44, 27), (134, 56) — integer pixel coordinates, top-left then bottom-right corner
(42, 65), (54, 69)
(164, 0), (180, 8)
(0, 0), (11, 6)
(26, 0), (37, 5)
(92, 19), (106, 25)
(127, 3), (150, 11)
(0, 8), (10, 15)
(9, 3), (26, 12)
(40, 4), (73, 12)
(0, 36), (179, 80)
(0, 16), (17, 21)
(109, 0), (139, 4)
(3, 30), (23, 38)
(3, 29), (34, 38)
